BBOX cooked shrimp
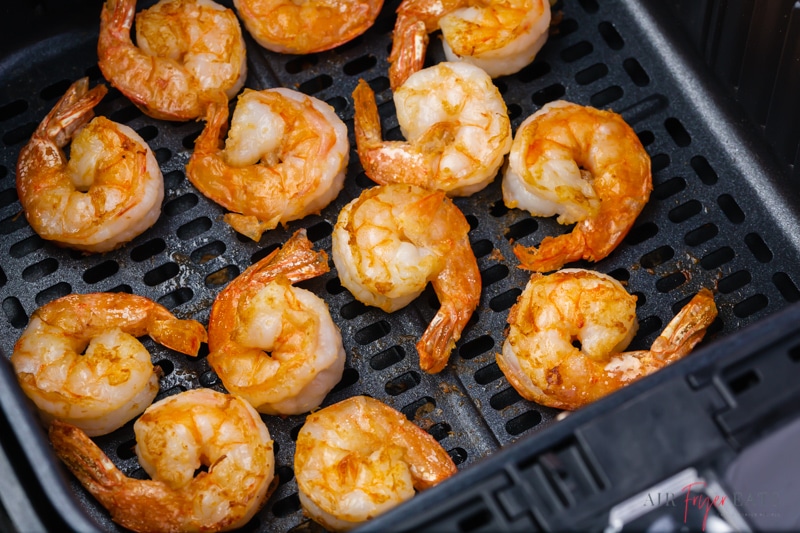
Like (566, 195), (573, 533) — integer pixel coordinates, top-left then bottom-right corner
(185, 88), (349, 241)
(11, 293), (207, 437)
(234, 0), (384, 54)
(98, 0), (246, 121)
(331, 184), (481, 373)
(295, 395), (457, 532)
(497, 269), (718, 410)
(353, 62), (512, 197)
(389, 0), (551, 90)
(16, 77), (164, 253)
(208, 229), (345, 415)
(503, 100), (653, 272)
(49, 388), (275, 533)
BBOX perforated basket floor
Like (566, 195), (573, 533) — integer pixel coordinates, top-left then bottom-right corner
(1, 0), (799, 531)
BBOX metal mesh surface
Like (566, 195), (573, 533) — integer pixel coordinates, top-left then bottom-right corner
(0, 0), (799, 531)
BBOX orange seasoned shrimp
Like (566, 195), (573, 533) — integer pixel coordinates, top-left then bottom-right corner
(354, 62), (512, 197)
(185, 88), (349, 241)
(16, 78), (163, 253)
(98, 0), (246, 121)
(331, 184), (481, 373)
(234, 0), (384, 54)
(497, 269), (718, 410)
(208, 229), (345, 415)
(49, 388), (275, 533)
(295, 395), (457, 532)
(503, 100), (653, 272)
(389, 0), (551, 90)
(11, 293), (206, 437)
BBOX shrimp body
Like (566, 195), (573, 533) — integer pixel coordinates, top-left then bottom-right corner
(498, 269), (718, 410)
(331, 184), (481, 373)
(503, 100), (653, 272)
(208, 230), (345, 415)
(11, 293), (207, 436)
(389, 0), (551, 90)
(16, 78), (164, 253)
(354, 62), (511, 197)
(98, 0), (246, 121)
(234, 0), (384, 54)
(295, 395), (457, 532)
(49, 388), (274, 533)
(186, 88), (349, 241)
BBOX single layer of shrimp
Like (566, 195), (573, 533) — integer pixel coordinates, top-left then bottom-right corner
(503, 100), (653, 272)
(389, 0), (551, 90)
(207, 230), (345, 415)
(295, 395), (457, 532)
(354, 62), (512, 197)
(186, 88), (349, 241)
(497, 269), (718, 410)
(11, 293), (207, 437)
(98, 0), (246, 121)
(16, 77), (164, 253)
(331, 184), (481, 373)
(234, 0), (384, 54)
(49, 388), (275, 533)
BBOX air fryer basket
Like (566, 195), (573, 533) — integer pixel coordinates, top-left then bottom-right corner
(0, 0), (799, 531)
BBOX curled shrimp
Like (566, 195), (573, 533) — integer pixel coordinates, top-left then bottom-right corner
(354, 62), (512, 197)
(389, 0), (551, 90)
(208, 229), (346, 415)
(295, 395), (457, 532)
(10, 292), (207, 436)
(49, 388), (275, 533)
(98, 0), (246, 121)
(16, 77), (164, 253)
(503, 100), (653, 272)
(331, 184), (481, 373)
(497, 269), (718, 410)
(234, 0), (384, 54)
(186, 88), (349, 241)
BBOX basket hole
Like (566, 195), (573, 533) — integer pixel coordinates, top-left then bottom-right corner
(22, 258), (58, 282)
(460, 335), (495, 360)
(36, 283), (71, 307)
(506, 410), (543, 435)
(344, 54), (377, 76)
(401, 396), (435, 421)
(40, 79), (72, 100)
(182, 128), (202, 150)
(190, 240), (225, 264)
(623, 57), (650, 86)
(691, 155), (718, 185)
(684, 223), (718, 246)
(136, 125), (158, 142)
(789, 344), (800, 362)
(607, 268), (630, 282)
(665, 117), (691, 147)
(727, 370), (760, 395)
(773, 272), (800, 303)
(474, 363), (504, 385)
(638, 315), (663, 338)
(155, 359), (174, 376)
(668, 199), (702, 223)
(154, 147), (171, 165)
(0, 188), (18, 208)
(532, 83), (566, 106)
(718, 270), (751, 294)
(428, 422), (452, 441)
(490, 199), (510, 217)
(506, 218), (538, 241)
(331, 367), (360, 393)
(575, 62), (608, 85)
(306, 220), (333, 242)
(109, 105), (143, 124)
(250, 242), (281, 264)
(131, 238), (166, 262)
(325, 277), (346, 296)
(3, 297), (27, 328)
(163, 170), (184, 190)
(205, 265), (240, 288)
(471, 239), (494, 258)
(275, 465), (295, 486)
(490, 387), (522, 410)
(553, 17), (579, 39)
(144, 262), (179, 286)
(640, 245), (674, 269)
(656, 272), (688, 293)
(490, 288), (522, 312)
(652, 176), (686, 200)
(370, 346), (406, 370)
(353, 319), (391, 345)
(0, 99), (27, 122)
(298, 74), (333, 96)
(326, 95), (348, 114)
(177, 216), (212, 240)
(560, 40), (593, 63)
(340, 299), (369, 320)
(272, 493), (300, 518)
(637, 130), (655, 146)
(83, 260), (119, 284)
(717, 194), (745, 223)
(385, 371), (421, 396)
(481, 263), (509, 287)
(164, 193), (199, 217)
(0, 266), (6, 288)
(117, 439), (137, 461)
(745, 233), (772, 263)
(624, 221), (658, 245)
(10, 235), (43, 258)
(517, 60), (551, 82)
(590, 85), (623, 107)
(158, 287), (193, 309)
(448, 447), (468, 466)
(598, 21), (624, 49)
(285, 55), (318, 75)
(458, 506), (493, 532)
(2, 122), (37, 145)
(651, 153), (670, 173)
(700, 246), (735, 270)
(733, 294), (768, 318)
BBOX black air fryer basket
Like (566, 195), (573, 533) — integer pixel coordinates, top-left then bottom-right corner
(1, 0), (799, 531)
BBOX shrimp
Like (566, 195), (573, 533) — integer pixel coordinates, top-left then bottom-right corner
(503, 100), (653, 272)
(15, 77), (164, 253)
(207, 229), (346, 415)
(331, 184), (481, 373)
(10, 293), (207, 437)
(185, 88), (349, 241)
(234, 0), (384, 55)
(49, 388), (275, 533)
(98, 0), (246, 121)
(295, 395), (457, 532)
(353, 62), (512, 197)
(389, 0), (551, 90)
(497, 269), (718, 410)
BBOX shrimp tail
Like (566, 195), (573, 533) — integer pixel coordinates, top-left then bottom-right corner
(37, 77), (108, 147)
(513, 231), (586, 272)
(223, 213), (280, 242)
(389, 19), (429, 91)
(650, 288), (718, 362)
(417, 306), (460, 374)
(147, 317), (208, 357)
